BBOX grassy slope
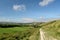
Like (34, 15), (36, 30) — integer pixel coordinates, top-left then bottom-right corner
(41, 20), (60, 40)
(29, 28), (39, 40)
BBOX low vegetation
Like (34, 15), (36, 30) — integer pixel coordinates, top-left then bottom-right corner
(0, 20), (60, 40)
(0, 27), (39, 40)
(0, 22), (40, 40)
(41, 20), (60, 40)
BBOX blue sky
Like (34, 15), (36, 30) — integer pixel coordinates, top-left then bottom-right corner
(0, 0), (60, 23)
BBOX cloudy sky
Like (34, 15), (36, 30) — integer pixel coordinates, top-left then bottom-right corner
(0, 0), (60, 23)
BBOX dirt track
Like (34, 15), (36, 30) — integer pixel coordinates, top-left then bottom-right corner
(39, 29), (57, 40)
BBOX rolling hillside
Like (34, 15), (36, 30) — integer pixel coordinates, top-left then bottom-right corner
(40, 20), (60, 40)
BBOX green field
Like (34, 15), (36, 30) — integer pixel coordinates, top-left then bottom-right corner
(0, 27), (32, 33)
(0, 27), (39, 40)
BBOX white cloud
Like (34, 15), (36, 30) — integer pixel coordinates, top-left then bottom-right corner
(39, 0), (54, 6)
(13, 5), (26, 11)
(0, 17), (21, 22)
(0, 17), (60, 23)
(40, 16), (44, 19)
(0, 17), (36, 23)
(21, 18), (36, 23)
